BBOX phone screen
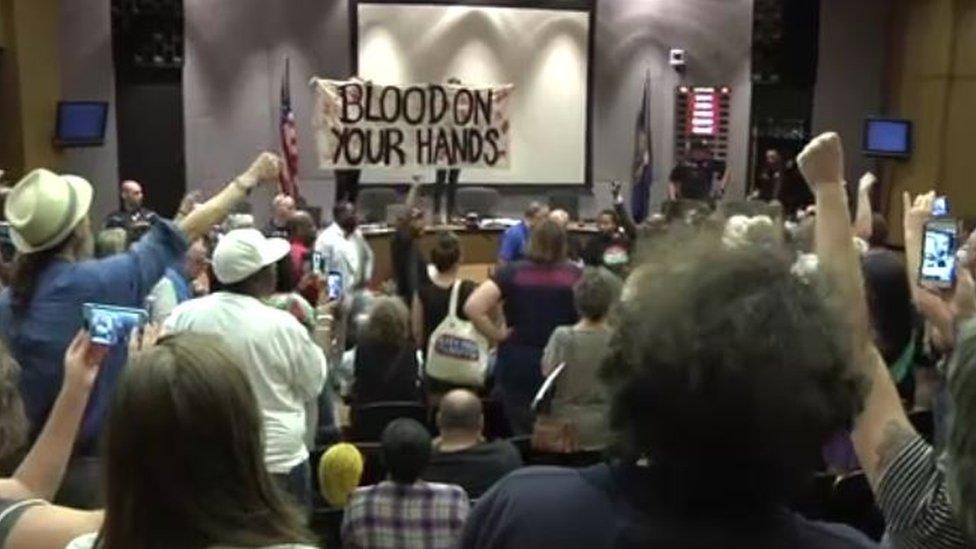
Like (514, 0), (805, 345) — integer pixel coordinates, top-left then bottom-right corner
(83, 303), (149, 346)
(311, 252), (324, 274)
(933, 196), (949, 217)
(920, 220), (959, 288)
(327, 271), (343, 301)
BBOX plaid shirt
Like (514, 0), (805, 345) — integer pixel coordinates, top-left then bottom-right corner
(342, 480), (469, 548)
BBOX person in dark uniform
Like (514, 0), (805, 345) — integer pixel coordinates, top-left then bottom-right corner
(668, 140), (729, 201)
(753, 149), (786, 202)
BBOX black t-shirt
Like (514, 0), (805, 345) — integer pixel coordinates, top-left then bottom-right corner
(424, 440), (523, 498)
(582, 233), (631, 275)
(461, 464), (878, 549)
(391, 228), (429, 304)
(669, 160), (726, 200)
(418, 279), (477, 351)
(352, 342), (422, 406)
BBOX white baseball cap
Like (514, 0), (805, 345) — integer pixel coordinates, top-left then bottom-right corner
(212, 228), (290, 284)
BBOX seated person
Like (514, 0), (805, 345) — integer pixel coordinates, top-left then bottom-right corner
(424, 389), (522, 498)
(351, 297), (422, 406)
(67, 332), (315, 548)
(318, 443), (364, 508)
(343, 418), (469, 549)
(541, 267), (621, 452)
(461, 196), (874, 546)
(0, 333), (104, 549)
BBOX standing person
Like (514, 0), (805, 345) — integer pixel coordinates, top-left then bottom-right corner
(314, 201), (374, 364)
(103, 180), (155, 233)
(413, 232), (477, 353)
(460, 194), (874, 549)
(0, 152), (281, 507)
(668, 140), (729, 201)
(391, 176), (428, 305)
(164, 229), (328, 509)
(334, 170), (362, 205)
(66, 332), (316, 549)
(343, 418), (469, 549)
(540, 267), (621, 452)
(498, 202), (549, 265)
(0, 333), (105, 549)
(582, 182), (637, 276)
(466, 219), (582, 434)
(433, 77), (464, 223)
(286, 210), (321, 305)
(753, 148), (786, 202)
(146, 238), (210, 323)
(263, 193), (296, 239)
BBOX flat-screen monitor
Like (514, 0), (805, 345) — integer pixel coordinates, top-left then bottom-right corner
(55, 101), (109, 147)
(863, 118), (911, 158)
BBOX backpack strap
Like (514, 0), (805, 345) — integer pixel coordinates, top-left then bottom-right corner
(446, 280), (461, 322)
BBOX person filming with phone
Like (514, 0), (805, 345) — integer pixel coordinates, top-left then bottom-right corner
(0, 153), (283, 508)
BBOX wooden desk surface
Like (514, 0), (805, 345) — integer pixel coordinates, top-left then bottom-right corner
(364, 223), (597, 286)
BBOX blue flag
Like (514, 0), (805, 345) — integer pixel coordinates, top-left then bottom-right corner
(631, 71), (654, 223)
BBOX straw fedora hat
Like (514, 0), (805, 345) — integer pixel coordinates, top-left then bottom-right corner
(5, 169), (93, 253)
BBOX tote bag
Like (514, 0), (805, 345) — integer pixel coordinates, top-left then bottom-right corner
(425, 280), (489, 387)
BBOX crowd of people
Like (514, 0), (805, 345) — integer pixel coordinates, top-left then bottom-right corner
(0, 132), (972, 548)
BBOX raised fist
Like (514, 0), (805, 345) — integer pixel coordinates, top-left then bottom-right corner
(798, 132), (844, 187)
(241, 152), (282, 188)
(858, 172), (877, 194)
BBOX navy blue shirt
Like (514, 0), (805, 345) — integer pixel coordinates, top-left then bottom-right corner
(462, 464), (878, 548)
(491, 260), (580, 399)
(0, 219), (187, 454)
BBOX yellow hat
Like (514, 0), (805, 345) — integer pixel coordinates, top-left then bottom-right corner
(318, 443), (363, 507)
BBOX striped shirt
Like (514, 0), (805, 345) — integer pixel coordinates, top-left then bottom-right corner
(342, 480), (469, 548)
(877, 435), (970, 548)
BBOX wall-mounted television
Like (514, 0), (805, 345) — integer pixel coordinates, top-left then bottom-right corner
(54, 101), (109, 147)
(863, 118), (912, 158)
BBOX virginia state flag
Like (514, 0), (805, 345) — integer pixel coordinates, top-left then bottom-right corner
(630, 71), (654, 223)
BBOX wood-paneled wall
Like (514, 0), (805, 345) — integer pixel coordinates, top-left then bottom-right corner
(885, 0), (976, 243)
(0, 0), (61, 181)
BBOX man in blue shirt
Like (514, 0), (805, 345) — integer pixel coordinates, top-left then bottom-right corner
(0, 153), (280, 506)
(497, 201), (548, 264)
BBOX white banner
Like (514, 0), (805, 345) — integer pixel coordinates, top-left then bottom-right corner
(311, 78), (513, 170)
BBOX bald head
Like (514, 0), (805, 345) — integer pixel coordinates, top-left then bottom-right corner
(120, 180), (144, 210)
(549, 209), (570, 228)
(272, 194), (296, 224)
(437, 389), (483, 433)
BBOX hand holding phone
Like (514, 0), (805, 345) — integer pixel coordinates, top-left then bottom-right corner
(83, 303), (149, 347)
(920, 218), (961, 289)
(326, 271), (343, 301)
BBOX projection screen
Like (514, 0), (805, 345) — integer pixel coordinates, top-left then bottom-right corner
(354, 2), (591, 186)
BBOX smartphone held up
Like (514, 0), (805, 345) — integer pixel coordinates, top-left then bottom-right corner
(920, 218), (961, 289)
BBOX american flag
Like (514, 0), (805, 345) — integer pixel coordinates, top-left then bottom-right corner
(279, 57), (299, 197)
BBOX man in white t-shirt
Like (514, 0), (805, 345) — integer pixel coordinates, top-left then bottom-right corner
(165, 228), (328, 507)
(314, 201), (374, 363)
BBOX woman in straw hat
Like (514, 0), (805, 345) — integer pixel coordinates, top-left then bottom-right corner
(0, 152), (281, 508)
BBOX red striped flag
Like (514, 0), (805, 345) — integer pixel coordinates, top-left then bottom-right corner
(279, 57), (299, 197)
